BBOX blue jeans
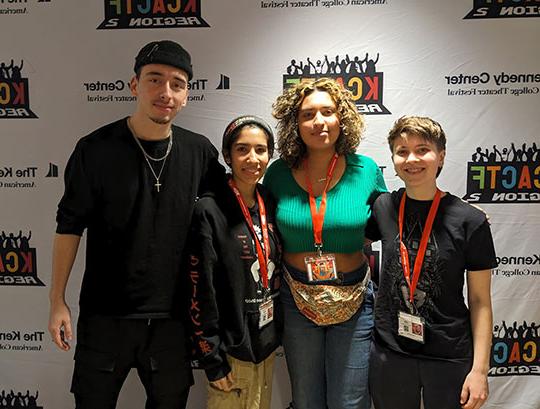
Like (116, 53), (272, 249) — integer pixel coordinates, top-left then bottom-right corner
(281, 265), (374, 409)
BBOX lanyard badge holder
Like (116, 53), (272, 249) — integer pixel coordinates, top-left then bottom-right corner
(396, 189), (442, 344)
(303, 154), (339, 283)
(228, 178), (274, 329)
(398, 311), (425, 343)
(258, 298), (274, 328)
(305, 243), (338, 282)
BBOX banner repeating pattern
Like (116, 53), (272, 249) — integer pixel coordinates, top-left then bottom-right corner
(0, 1), (538, 408)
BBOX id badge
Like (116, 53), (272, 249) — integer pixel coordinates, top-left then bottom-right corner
(259, 299), (274, 329)
(304, 253), (338, 282)
(398, 311), (425, 343)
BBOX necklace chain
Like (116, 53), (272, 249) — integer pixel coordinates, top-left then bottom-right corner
(127, 118), (173, 192)
(129, 119), (173, 161)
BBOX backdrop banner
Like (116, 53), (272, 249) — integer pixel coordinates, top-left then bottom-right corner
(1, 1), (538, 408)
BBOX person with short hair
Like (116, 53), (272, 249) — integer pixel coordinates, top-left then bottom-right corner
(264, 78), (386, 409)
(48, 40), (224, 409)
(367, 116), (496, 409)
(187, 115), (282, 409)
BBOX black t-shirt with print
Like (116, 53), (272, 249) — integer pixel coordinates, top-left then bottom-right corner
(366, 188), (497, 362)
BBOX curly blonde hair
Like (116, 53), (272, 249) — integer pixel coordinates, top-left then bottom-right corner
(272, 78), (365, 169)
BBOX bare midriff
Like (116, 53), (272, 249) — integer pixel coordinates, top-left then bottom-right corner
(284, 250), (367, 274)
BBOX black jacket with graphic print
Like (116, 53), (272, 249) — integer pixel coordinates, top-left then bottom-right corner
(186, 181), (282, 381)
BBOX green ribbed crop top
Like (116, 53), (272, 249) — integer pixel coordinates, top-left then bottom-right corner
(263, 154), (386, 253)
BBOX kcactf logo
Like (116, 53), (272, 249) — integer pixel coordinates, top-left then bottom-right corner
(0, 390), (42, 408)
(490, 320), (540, 377)
(97, 0), (210, 29)
(0, 231), (43, 286)
(463, 142), (540, 203)
(465, 0), (540, 19)
(282, 53), (390, 115)
(0, 60), (37, 119)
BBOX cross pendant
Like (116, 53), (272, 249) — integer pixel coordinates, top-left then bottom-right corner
(155, 181), (161, 192)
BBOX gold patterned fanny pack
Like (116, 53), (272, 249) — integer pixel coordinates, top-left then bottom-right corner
(284, 266), (370, 326)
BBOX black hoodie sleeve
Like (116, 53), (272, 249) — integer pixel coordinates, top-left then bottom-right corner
(187, 198), (231, 382)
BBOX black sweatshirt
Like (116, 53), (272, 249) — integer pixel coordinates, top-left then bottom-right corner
(187, 182), (282, 381)
(56, 117), (223, 318)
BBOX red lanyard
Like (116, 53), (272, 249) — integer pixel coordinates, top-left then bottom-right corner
(398, 189), (441, 304)
(228, 178), (271, 289)
(304, 153), (339, 251)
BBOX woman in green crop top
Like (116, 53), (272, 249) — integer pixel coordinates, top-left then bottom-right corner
(264, 78), (386, 409)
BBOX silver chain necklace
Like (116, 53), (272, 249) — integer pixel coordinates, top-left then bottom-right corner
(128, 119), (173, 192)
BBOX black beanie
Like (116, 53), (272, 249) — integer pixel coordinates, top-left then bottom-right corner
(134, 40), (193, 80)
